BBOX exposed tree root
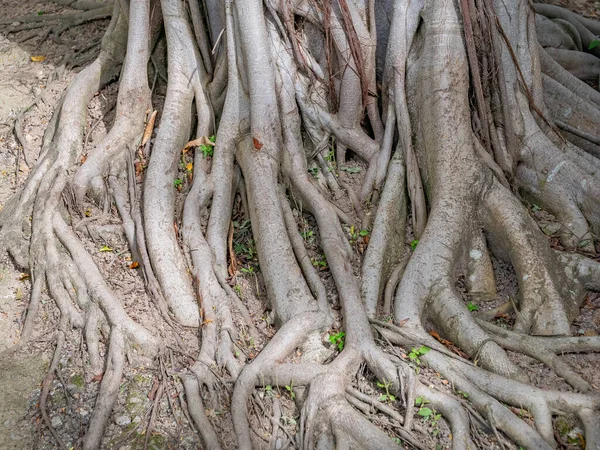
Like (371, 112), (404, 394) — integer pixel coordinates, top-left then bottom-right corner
(2, 0), (600, 448)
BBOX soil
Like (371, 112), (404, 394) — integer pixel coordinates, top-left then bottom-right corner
(0, 1), (598, 449)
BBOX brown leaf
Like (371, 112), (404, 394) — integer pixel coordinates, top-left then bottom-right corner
(397, 318), (409, 327)
(148, 378), (160, 401)
(129, 261), (139, 269)
(227, 221), (238, 277)
(134, 161), (143, 177)
(19, 273), (30, 281)
(183, 136), (215, 153)
(90, 373), (103, 383)
(141, 110), (157, 146)
(252, 137), (263, 150)
(31, 55), (46, 62)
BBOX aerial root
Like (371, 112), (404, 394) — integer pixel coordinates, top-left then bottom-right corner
(83, 329), (125, 450)
(361, 148), (407, 318)
(423, 348), (600, 449)
(476, 319), (592, 391)
(232, 312), (329, 450)
(483, 181), (585, 335)
(345, 387), (427, 448)
(39, 316), (69, 450)
(182, 375), (221, 450)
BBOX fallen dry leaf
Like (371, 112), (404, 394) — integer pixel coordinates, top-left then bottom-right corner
(141, 110), (157, 146)
(253, 137), (263, 150)
(183, 136), (215, 153)
(129, 261), (140, 269)
(30, 55), (46, 62)
(90, 373), (103, 382)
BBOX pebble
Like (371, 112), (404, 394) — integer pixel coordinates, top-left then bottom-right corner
(80, 409), (89, 417)
(128, 397), (141, 404)
(133, 416), (142, 424)
(3, 418), (16, 428)
(51, 416), (63, 428)
(115, 415), (131, 427)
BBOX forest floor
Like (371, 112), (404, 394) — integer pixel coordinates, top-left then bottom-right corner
(0, 0), (599, 449)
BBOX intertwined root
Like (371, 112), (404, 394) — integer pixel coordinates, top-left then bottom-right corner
(1, 0), (600, 448)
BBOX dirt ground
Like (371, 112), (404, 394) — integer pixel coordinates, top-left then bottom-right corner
(0, 1), (599, 449)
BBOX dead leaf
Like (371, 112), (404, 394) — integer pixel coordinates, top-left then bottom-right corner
(31, 55), (46, 62)
(90, 373), (103, 382)
(129, 261), (139, 269)
(141, 110), (157, 146)
(148, 378), (160, 401)
(19, 273), (30, 281)
(397, 318), (409, 327)
(252, 137), (263, 150)
(227, 221), (238, 277)
(15, 288), (23, 300)
(201, 319), (214, 326)
(183, 136), (215, 153)
(134, 161), (143, 177)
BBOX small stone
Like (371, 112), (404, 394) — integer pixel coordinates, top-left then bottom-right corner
(10, 432), (22, 441)
(3, 418), (16, 428)
(25, 134), (33, 142)
(79, 409), (89, 417)
(51, 416), (63, 428)
(128, 397), (141, 404)
(276, 437), (283, 450)
(132, 416), (141, 424)
(115, 415), (131, 427)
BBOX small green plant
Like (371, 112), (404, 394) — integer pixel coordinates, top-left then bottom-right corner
(329, 331), (345, 351)
(467, 302), (478, 312)
(174, 178), (183, 188)
(410, 239), (419, 251)
(348, 225), (368, 243)
(589, 39), (600, 50)
(285, 381), (295, 399)
(340, 166), (361, 173)
(301, 230), (314, 242)
(200, 135), (216, 158)
(415, 396), (430, 407)
(311, 255), (328, 269)
(408, 346), (430, 365)
(377, 380), (396, 403)
(264, 385), (273, 397)
(240, 266), (255, 275)
(325, 149), (335, 163)
(415, 397), (441, 425)
(308, 167), (319, 177)
(457, 390), (469, 398)
(531, 204), (542, 212)
(233, 284), (243, 296)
